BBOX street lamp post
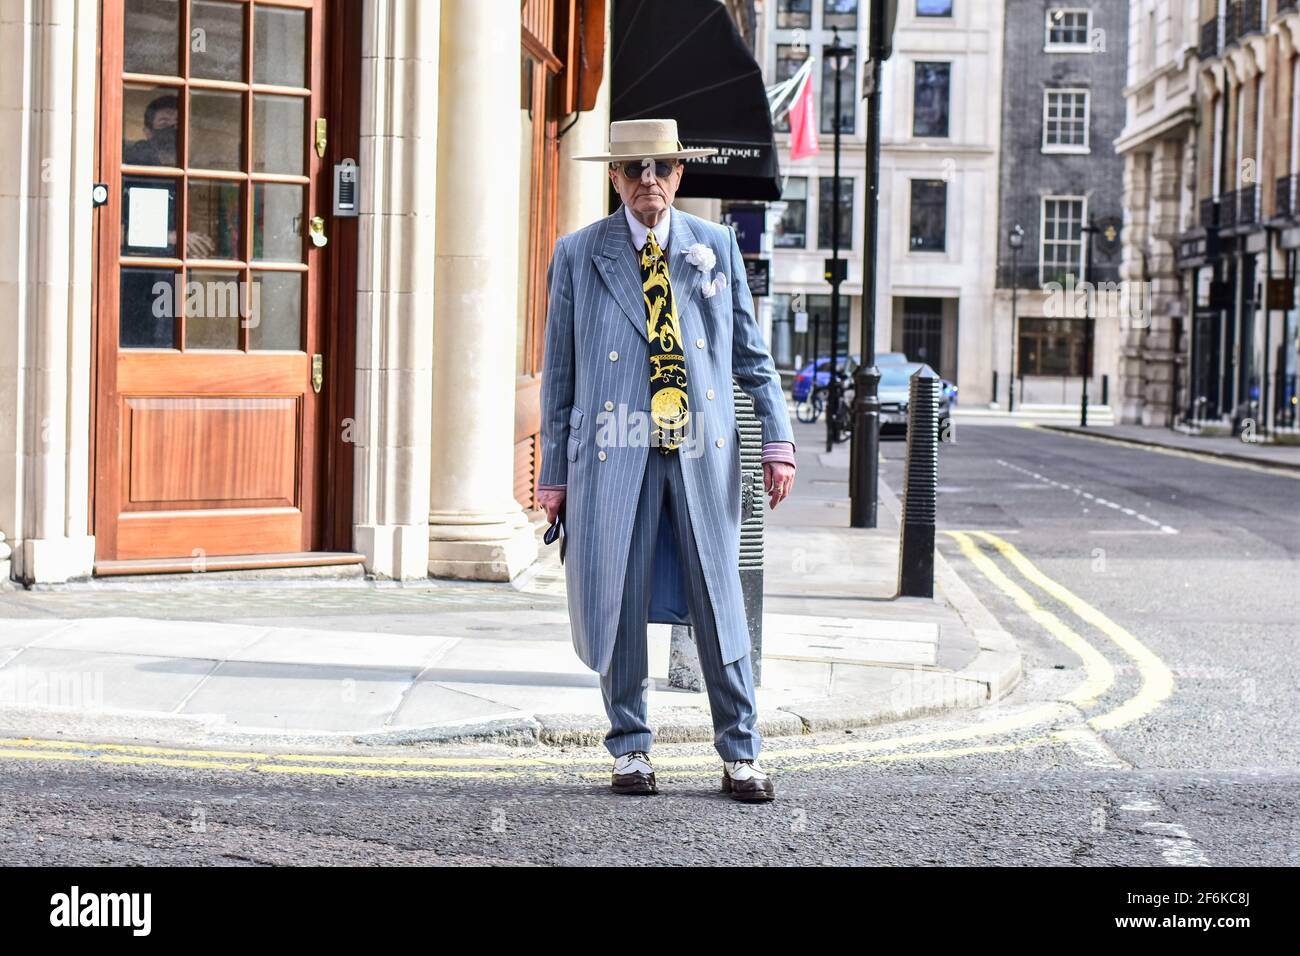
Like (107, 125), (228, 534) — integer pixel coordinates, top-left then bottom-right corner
(1080, 219), (1098, 427)
(825, 28), (852, 453)
(1007, 224), (1024, 414)
(850, 0), (886, 528)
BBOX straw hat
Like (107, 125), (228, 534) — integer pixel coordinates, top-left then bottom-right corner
(572, 118), (718, 162)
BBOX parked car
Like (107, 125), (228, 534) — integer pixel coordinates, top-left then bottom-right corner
(792, 351), (908, 402)
(878, 362), (956, 435)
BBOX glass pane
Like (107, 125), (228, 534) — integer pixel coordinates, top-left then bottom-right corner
(913, 62), (951, 138)
(190, 0), (245, 82)
(189, 89), (244, 169)
(120, 267), (178, 348)
(124, 0), (179, 75)
(824, 0), (858, 29)
(185, 269), (243, 349)
(121, 176), (178, 257)
(253, 94), (306, 174)
(253, 183), (304, 261)
(186, 179), (242, 259)
(254, 6), (307, 87)
(123, 84), (181, 167)
(249, 271), (302, 350)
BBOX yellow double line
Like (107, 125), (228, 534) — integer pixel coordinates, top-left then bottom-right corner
(946, 530), (1174, 732)
(0, 532), (1172, 780)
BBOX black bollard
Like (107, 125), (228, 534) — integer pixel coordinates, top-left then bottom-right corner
(898, 367), (939, 598)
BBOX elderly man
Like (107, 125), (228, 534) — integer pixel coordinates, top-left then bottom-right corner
(537, 119), (796, 803)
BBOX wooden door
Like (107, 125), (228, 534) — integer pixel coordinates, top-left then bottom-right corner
(94, 0), (331, 564)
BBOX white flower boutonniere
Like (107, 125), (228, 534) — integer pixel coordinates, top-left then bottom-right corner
(683, 242), (728, 298)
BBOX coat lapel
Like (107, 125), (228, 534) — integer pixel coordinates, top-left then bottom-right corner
(594, 208), (650, 341)
(667, 209), (704, 317)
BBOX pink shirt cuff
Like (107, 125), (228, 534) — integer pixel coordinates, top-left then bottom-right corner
(761, 440), (796, 466)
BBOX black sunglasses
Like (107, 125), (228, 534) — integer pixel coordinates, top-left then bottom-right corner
(615, 159), (680, 179)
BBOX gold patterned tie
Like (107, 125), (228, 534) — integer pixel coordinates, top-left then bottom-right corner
(640, 229), (689, 452)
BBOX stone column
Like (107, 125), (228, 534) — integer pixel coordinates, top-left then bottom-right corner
(0, 1), (97, 584)
(1117, 150), (1151, 424)
(1141, 138), (1185, 427)
(351, 0), (441, 580)
(427, 0), (537, 581)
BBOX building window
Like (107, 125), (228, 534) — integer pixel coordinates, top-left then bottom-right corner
(777, 0), (812, 29)
(1040, 196), (1085, 285)
(902, 298), (944, 372)
(1045, 8), (1090, 49)
(917, 0), (954, 16)
(818, 177), (854, 249)
(823, 0), (858, 30)
(774, 43), (810, 133)
(821, 44), (857, 134)
(1018, 318), (1091, 376)
(1042, 89), (1090, 151)
(775, 177), (808, 248)
(909, 179), (947, 252)
(913, 62), (951, 137)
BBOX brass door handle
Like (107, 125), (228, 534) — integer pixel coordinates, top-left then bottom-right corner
(311, 354), (323, 394)
(308, 216), (328, 248)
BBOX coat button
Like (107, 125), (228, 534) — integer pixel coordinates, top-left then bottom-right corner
(604, 400), (614, 411)
(706, 389), (715, 400)
(695, 338), (705, 349)
(598, 450), (607, 461)
(715, 437), (725, 448)
(609, 350), (619, 361)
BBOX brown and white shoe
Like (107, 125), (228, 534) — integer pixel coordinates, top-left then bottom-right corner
(721, 759), (775, 802)
(611, 750), (658, 795)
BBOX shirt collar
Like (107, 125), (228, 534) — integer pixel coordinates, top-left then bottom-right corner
(624, 204), (672, 252)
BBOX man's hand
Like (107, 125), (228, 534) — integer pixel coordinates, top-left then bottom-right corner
(763, 461), (795, 510)
(537, 488), (566, 524)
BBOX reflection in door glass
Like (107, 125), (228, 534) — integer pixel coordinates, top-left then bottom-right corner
(123, 85), (181, 167)
(187, 179), (242, 260)
(121, 177), (178, 258)
(189, 88), (243, 170)
(185, 269), (243, 349)
(124, 0), (179, 76)
(190, 0), (245, 82)
(120, 267), (178, 348)
(253, 183), (304, 262)
(253, 94), (306, 175)
(254, 5), (307, 87)
(250, 271), (303, 351)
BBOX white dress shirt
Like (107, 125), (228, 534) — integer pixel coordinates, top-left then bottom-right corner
(625, 203), (672, 252)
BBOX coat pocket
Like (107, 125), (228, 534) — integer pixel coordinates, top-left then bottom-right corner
(567, 435), (582, 462)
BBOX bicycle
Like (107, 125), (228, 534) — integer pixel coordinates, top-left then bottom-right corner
(795, 390), (825, 424)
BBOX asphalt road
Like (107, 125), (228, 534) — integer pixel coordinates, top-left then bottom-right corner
(0, 424), (1296, 866)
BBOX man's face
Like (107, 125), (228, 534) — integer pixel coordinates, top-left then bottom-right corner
(609, 159), (684, 221)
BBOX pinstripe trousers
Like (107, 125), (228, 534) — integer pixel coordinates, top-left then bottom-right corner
(600, 446), (761, 762)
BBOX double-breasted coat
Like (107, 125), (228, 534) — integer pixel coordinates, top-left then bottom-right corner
(538, 206), (793, 676)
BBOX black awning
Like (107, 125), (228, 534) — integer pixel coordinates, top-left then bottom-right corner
(611, 0), (780, 202)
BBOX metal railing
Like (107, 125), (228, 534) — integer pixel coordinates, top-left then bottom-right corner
(1200, 196), (1220, 229)
(1220, 189), (1240, 228)
(1277, 174), (1298, 220)
(1200, 16), (1223, 59)
(1237, 183), (1259, 227)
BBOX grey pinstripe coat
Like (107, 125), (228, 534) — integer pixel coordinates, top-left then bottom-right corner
(539, 205), (793, 675)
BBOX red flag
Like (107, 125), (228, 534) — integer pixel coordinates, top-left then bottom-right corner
(788, 71), (820, 161)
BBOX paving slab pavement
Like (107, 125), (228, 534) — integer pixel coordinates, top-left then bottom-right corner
(0, 420), (1021, 750)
